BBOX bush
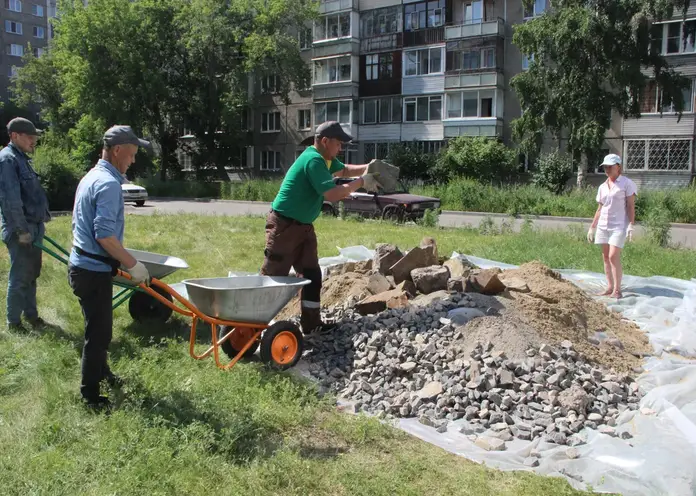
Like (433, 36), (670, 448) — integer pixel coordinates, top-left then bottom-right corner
(532, 151), (574, 194)
(31, 145), (83, 211)
(138, 178), (282, 202)
(644, 206), (672, 247)
(433, 136), (517, 183)
(386, 143), (438, 182)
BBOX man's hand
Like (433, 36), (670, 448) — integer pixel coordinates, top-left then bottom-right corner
(587, 227), (596, 243)
(126, 261), (151, 285)
(17, 231), (32, 245)
(361, 172), (383, 193)
(626, 223), (635, 242)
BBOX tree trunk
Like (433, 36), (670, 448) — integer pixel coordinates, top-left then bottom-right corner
(573, 148), (586, 188)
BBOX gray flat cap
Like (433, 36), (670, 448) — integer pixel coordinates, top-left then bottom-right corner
(103, 125), (151, 149)
(7, 117), (41, 136)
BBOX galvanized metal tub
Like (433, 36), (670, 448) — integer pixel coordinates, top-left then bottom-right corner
(113, 249), (189, 286)
(182, 276), (310, 323)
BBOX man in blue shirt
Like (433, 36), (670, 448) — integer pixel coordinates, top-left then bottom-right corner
(0, 117), (50, 332)
(69, 125), (151, 410)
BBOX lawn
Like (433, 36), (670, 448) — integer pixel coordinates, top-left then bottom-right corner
(3, 214), (694, 495)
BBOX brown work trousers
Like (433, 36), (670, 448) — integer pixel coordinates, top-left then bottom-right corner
(260, 210), (322, 332)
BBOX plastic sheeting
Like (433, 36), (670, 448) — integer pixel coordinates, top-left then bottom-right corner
(313, 247), (696, 495)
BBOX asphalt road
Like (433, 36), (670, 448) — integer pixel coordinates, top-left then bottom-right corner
(125, 198), (696, 250)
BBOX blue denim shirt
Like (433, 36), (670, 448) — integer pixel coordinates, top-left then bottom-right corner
(69, 159), (125, 272)
(0, 142), (51, 243)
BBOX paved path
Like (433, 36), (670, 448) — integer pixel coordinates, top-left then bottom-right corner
(124, 198), (696, 249)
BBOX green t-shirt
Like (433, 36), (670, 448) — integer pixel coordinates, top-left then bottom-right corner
(271, 146), (345, 224)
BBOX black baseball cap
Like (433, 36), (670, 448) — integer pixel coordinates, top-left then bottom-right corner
(301, 120), (354, 146)
(103, 125), (151, 149)
(7, 117), (41, 136)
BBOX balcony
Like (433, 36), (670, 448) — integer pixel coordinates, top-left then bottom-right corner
(319, 0), (358, 14)
(360, 33), (403, 53)
(313, 39), (360, 58)
(443, 117), (503, 137)
(313, 83), (360, 100)
(403, 26), (445, 47)
(445, 71), (503, 89)
(445, 17), (505, 40)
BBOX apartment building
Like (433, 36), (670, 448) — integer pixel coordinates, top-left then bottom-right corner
(1, 0), (54, 104)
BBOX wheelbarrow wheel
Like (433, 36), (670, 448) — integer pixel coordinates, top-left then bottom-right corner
(128, 286), (173, 323)
(219, 326), (260, 359)
(260, 321), (303, 370)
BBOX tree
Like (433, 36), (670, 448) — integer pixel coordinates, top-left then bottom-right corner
(512, 0), (691, 187)
(14, 0), (315, 180)
(434, 136), (517, 183)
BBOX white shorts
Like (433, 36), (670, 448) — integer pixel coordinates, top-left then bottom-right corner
(595, 228), (626, 248)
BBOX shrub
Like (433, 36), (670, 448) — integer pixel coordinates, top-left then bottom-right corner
(644, 206), (672, 247)
(532, 151), (574, 194)
(31, 145), (83, 211)
(433, 136), (517, 183)
(386, 143), (438, 182)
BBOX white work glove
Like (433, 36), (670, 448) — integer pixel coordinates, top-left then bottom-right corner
(17, 231), (32, 245)
(626, 223), (634, 242)
(587, 227), (596, 243)
(127, 261), (151, 285)
(361, 172), (383, 193)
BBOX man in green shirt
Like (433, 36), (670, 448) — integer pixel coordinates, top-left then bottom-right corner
(262, 121), (382, 334)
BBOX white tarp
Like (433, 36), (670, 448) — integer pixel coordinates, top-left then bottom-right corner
(313, 247), (696, 495)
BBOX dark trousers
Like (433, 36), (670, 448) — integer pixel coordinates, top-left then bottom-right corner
(68, 265), (113, 400)
(260, 210), (322, 331)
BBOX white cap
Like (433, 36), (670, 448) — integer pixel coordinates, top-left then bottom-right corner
(601, 154), (621, 167)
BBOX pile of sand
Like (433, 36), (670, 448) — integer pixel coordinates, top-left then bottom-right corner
(497, 262), (650, 371)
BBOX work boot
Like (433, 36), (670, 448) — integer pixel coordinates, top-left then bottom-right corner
(7, 322), (28, 333)
(103, 371), (124, 389)
(26, 317), (47, 328)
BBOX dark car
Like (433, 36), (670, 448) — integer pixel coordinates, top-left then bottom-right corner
(322, 177), (441, 222)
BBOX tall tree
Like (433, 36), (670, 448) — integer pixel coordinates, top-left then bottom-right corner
(512, 0), (691, 186)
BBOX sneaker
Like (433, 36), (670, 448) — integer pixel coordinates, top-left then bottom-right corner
(83, 395), (111, 412)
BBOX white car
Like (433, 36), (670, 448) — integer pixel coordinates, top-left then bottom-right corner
(121, 180), (148, 207)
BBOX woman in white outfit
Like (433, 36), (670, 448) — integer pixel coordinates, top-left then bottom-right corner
(587, 154), (637, 299)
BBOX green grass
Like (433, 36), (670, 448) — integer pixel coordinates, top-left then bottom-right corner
(137, 176), (696, 224)
(4, 214), (691, 495)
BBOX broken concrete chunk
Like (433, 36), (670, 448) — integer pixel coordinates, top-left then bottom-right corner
(411, 265), (450, 295)
(373, 244), (403, 276)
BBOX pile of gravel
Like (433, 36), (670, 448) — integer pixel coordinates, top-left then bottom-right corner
(303, 291), (642, 451)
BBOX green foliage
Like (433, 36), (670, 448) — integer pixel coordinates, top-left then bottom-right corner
(67, 114), (106, 170)
(511, 0), (691, 184)
(386, 142), (438, 182)
(532, 151), (574, 194)
(434, 136), (517, 183)
(138, 178), (281, 201)
(31, 145), (83, 211)
(417, 208), (440, 228)
(644, 206), (673, 247)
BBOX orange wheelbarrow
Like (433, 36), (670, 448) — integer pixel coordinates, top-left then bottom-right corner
(122, 271), (310, 370)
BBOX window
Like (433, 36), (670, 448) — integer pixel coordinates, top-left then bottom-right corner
(7, 44), (23, 56)
(522, 54), (534, 70)
(299, 26), (312, 49)
(6, 0), (21, 11)
(315, 101), (351, 124)
(33, 26), (44, 38)
(298, 109), (311, 130)
(652, 20), (696, 54)
(261, 112), (281, 132)
(404, 0), (445, 31)
(404, 96), (442, 122)
(314, 56), (351, 84)
(445, 90), (496, 118)
(33, 47), (45, 58)
(5, 20), (22, 34)
(523, 0), (547, 18)
(448, 46), (496, 71)
(362, 96), (401, 124)
(260, 151), (282, 171)
(365, 53), (393, 81)
(640, 79), (694, 113)
(9, 66), (18, 78)
(240, 108), (249, 130)
(315, 13), (350, 41)
(336, 144), (358, 165)
(32, 3), (42, 16)
(360, 6), (399, 38)
(404, 47), (443, 76)
(463, 0), (483, 23)
(625, 139), (692, 171)
(261, 75), (280, 94)
(364, 142), (397, 160)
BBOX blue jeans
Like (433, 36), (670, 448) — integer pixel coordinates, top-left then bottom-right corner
(3, 223), (44, 325)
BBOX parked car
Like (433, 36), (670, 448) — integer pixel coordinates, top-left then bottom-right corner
(121, 179), (148, 207)
(322, 178), (440, 222)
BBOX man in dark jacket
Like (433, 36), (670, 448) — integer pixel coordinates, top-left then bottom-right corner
(0, 117), (50, 332)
